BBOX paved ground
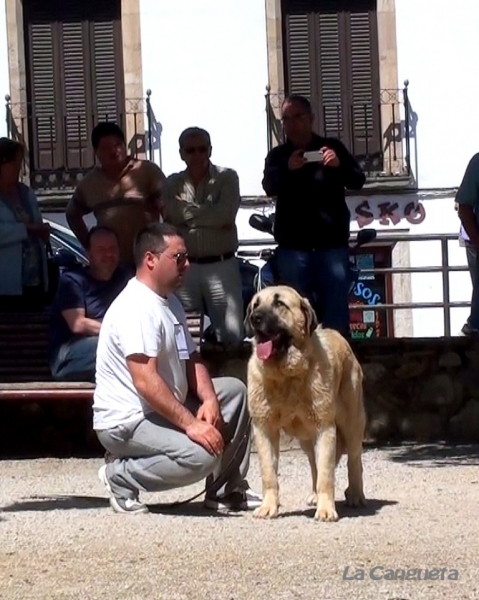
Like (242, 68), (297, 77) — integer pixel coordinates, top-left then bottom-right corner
(1, 443), (479, 600)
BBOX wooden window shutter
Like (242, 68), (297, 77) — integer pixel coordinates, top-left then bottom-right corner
(60, 16), (92, 169)
(91, 0), (124, 126)
(23, 0), (124, 178)
(283, 0), (313, 99)
(282, 0), (381, 166)
(314, 1), (345, 139)
(343, 0), (381, 161)
(23, 1), (62, 172)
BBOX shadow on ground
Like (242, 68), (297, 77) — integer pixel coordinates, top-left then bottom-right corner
(0, 496), (395, 519)
(280, 498), (397, 519)
(0, 495), (109, 512)
(384, 442), (479, 468)
(0, 495), (239, 518)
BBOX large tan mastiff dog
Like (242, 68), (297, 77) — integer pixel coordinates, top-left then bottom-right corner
(245, 285), (367, 521)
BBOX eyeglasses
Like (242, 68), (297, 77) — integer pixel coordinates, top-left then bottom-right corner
(183, 145), (209, 155)
(152, 250), (188, 266)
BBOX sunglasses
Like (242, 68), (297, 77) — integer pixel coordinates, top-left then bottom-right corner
(183, 145), (209, 155)
(153, 250), (188, 266)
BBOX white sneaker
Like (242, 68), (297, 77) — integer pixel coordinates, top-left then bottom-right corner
(98, 465), (148, 515)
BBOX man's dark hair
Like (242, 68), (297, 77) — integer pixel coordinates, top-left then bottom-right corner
(0, 137), (24, 166)
(178, 127), (211, 149)
(86, 225), (119, 249)
(282, 95), (312, 113)
(133, 223), (181, 268)
(91, 122), (126, 150)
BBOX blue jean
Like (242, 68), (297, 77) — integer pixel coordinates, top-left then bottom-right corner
(50, 336), (98, 383)
(276, 246), (351, 337)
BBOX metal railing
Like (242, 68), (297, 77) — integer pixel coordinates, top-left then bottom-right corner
(5, 92), (162, 190)
(237, 232), (471, 338)
(265, 81), (414, 181)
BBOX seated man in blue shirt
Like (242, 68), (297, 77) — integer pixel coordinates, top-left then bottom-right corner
(48, 226), (131, 382)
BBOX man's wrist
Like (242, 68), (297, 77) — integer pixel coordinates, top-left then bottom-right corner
(200, 395), (219, 406)
(179, 410), (197, 431)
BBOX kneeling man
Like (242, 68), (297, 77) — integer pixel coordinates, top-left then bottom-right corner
(94, 222), (261, 514)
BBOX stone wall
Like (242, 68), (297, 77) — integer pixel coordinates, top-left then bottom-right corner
(1, 336), (479, 458)
(202, 336), (479, 445)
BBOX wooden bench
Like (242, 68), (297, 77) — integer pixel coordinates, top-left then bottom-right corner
(0, 309), (204, 402)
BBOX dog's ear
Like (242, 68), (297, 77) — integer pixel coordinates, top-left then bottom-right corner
(300, 296), (318, 336)
(244, 296), (256, 337)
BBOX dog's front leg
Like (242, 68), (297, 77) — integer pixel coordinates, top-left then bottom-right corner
(314, 421), (339, 522)
(252, 421), (280, 519)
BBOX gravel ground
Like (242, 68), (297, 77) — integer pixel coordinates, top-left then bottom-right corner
(1, 443), (479, 600)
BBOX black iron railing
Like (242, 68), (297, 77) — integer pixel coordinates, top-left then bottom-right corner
(265, 80), (414, 181)
(5, 91), (163, 191)
(237, 231), (470, 339)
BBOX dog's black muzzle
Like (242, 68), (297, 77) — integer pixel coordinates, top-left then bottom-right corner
(248, 310), (292, 357)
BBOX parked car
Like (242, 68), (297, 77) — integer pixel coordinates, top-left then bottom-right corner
(46, 219), (88, 268)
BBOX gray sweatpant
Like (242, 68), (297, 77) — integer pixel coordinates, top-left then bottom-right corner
(95, 377), (251, 501)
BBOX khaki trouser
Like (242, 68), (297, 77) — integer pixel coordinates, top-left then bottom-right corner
(175, 256), (244, 346)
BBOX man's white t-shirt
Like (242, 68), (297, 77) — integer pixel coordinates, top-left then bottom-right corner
(93, 277), (197, 431)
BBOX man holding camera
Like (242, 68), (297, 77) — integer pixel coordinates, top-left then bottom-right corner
(261, 95), (366, 337)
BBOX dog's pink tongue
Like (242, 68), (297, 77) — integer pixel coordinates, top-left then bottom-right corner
(256, 340), (273, 361)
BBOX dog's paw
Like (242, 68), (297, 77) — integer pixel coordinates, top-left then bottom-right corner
(306, 493), (317, 507)
(253, 502), (279, 519)
(315, 502), (339, 522)
(344, 487), (367, 507)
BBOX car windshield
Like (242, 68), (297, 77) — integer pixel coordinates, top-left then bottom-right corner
(46, 219), (88, 264)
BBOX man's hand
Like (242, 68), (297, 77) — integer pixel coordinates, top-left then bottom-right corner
(288, 149), (306, 171)
(186, 419), (225, 456)
(197, 398), (223, 429)
(322, 147), (340, 168)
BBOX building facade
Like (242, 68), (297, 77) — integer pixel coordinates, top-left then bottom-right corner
(0, 0), (477, 336)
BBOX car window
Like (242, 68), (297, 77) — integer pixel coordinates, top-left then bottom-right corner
(50, 228), (84, 254)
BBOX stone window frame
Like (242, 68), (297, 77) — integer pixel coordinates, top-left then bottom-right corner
(264, 0), (403, 176)
(5, 0), (145, 168)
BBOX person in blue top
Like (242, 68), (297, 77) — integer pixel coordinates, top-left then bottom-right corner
(48, 225), (131, 382)
(456, 153), (479, 336)
(0, 138), (51, 311)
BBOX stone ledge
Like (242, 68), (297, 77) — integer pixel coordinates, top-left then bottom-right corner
(1, 336), (479, 457)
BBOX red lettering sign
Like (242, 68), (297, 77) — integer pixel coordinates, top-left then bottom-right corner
(351, 199), (426, 227)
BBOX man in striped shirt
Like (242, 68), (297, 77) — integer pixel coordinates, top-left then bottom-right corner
(66, 122), (166, 270)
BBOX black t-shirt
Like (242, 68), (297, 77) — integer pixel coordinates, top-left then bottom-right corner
(48, 265), (131, 358)
(261, 134), (366, 250)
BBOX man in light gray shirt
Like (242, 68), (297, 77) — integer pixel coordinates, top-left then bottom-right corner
(162, 127), (244, 348)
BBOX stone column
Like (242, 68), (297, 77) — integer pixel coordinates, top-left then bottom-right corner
(121, 0), (146, 159)
(377, 0), (403, 175)
(5, 0), (30, 181)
